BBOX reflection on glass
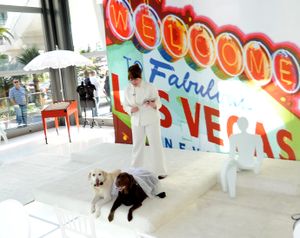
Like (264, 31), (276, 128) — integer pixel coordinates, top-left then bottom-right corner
(0, 73), (52, 129)
(0, 10), (50, 130)
(76, 57), (111, 119)
(0, 0), (41, 7)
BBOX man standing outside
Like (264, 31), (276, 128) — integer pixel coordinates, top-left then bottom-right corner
(104, 70), (112, 112)
(9, 79), (27, 127)
(89, 70), (102, 115)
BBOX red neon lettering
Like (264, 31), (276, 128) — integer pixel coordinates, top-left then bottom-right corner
(195, 34), (210, 58)
(279, 58), (293, 86)
(222, 43), (238, 66)
(159, 90), (172, 128)
(273, 50), (299, 93)
(255, 122), (274, 158)
(248, 50), (268, 79)
(226, 115), (239, 138)
(188, 24), (216, 67)
(105, 2), (300, 95)
(167, 23), (182, 53)
(142, 14), (155, 41)
(180, 97), (200, 138)
(111, 73), (126, 114)
(277, 129), (295, 160)
(204, 106), (223, 145)
(217, 34), (244, 77)
(244, 42), (272, 84)
(161, 15), (188, 59)
(110, 4), (129, 31)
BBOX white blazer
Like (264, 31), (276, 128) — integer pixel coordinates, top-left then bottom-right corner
(123, 80), (162, 126)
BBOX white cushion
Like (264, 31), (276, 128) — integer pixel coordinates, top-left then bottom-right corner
(34, 143), (226, 233)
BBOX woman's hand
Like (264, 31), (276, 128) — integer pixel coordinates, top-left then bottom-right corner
(148, 101), (157, 109)
(131, 106), (139, 113)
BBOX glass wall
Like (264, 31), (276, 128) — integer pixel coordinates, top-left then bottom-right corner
(0, 3), (52, 131)
(0, 0), (41, 7)
(69, 0), (112, 121)
(0, 0), (112, 137)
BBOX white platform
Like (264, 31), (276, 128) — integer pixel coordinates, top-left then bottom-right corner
(1, 127), (299, 237)
(237, 159), (300, 195)
(34, 143), (226, 234)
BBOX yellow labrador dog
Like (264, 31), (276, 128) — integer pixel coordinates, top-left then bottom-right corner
(88, 168), (121, 217)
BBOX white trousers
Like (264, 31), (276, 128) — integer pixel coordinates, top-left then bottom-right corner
(131, 122), (167, 176)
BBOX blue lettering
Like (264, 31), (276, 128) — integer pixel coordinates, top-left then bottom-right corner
(164, 137), (173, 148)
(179, 142), (186, 150)
(169, 74), (179, 87)
(163, 137), (200, 151)
(149, 58), (219, 103)
(149, 58), (174, 83)
(123, 56), (132, 68)
(192, 146), (200, 151)
(123, 56), (143, 70)
(135, 61), (143, 71)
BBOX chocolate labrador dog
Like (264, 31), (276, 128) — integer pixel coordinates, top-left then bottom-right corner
(108, 172), (166, 222)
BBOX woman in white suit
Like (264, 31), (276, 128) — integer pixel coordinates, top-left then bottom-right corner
(123, 64), (167, 179)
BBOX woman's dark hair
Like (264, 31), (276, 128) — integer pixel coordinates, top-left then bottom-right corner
(128, 64), (142, 80)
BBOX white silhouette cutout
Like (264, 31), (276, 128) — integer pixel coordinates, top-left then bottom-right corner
(220, 117), (264, 198)
(292, 214), (300, 238)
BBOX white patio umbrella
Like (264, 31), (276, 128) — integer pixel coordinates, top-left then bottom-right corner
(24, 49), (93, 101)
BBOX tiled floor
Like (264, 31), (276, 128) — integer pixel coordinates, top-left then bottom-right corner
(0, 125), (115, 238)
(0, 125), (298, 238)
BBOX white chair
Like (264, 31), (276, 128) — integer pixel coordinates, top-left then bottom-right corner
(55, 207), (97, 238)
(220, 117), (264, 198)
(0, 126), (8, 143)
(292, 214), (300, 238)
(0, 199), (31, 238)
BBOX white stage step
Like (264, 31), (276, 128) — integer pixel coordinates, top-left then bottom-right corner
(34, 143), (226, 234)
(236, 159), (300, 196)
